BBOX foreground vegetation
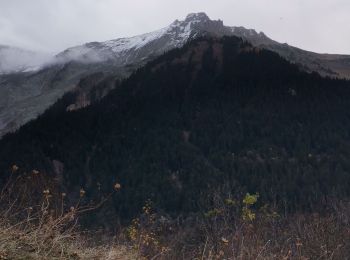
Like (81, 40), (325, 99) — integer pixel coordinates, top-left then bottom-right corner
(0, 167), (136, 259)
(1, 168), (349, 259)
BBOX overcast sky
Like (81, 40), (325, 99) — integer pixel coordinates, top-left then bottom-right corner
(0, 0), (349, 54)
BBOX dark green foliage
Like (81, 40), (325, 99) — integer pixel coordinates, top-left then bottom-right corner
(1, 36), (350, 219)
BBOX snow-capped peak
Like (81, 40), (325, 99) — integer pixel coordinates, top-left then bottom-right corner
(56, 13), (219, 66)
(55, 12), (274, 67)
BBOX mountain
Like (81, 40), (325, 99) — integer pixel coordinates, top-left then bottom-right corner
(1, 36), (350, 219)
(0, 13), (217, 138)
(0, 12), (349, 139)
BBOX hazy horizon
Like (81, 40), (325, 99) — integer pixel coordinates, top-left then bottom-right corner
(0, 0), (349, 55)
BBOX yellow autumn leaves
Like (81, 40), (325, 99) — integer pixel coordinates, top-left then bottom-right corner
(242, 193), (259, 221)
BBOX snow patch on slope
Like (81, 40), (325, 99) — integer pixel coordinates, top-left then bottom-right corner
(104, 27), (169, 52)
(57, 13), (210, 65)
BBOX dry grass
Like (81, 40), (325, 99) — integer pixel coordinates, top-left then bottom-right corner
(0, 167), (136, 260)
(1, 167), (350, 259)
(0, 209), (138, 259)
(0, 223), (136, 259)
(123, 195), (350, 259)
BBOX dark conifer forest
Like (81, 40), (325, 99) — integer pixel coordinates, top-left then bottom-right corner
(1, 36), (350, 219)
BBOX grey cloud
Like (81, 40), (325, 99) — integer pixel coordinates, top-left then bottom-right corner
(0, 45), (53, 74)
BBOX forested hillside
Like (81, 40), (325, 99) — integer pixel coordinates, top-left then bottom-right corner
(1, 36), (350, 219)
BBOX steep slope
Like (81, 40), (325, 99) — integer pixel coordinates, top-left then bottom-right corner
(1, 36), (350, 219)
(0, 13), (223, 138)
(1, 12), (349, 139)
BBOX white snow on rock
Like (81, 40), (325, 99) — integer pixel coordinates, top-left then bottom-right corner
(0, 12), (269, 74)
(56, 13), (212, 65)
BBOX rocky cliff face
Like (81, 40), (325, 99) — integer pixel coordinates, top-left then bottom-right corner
(0, 12), (349, 138)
